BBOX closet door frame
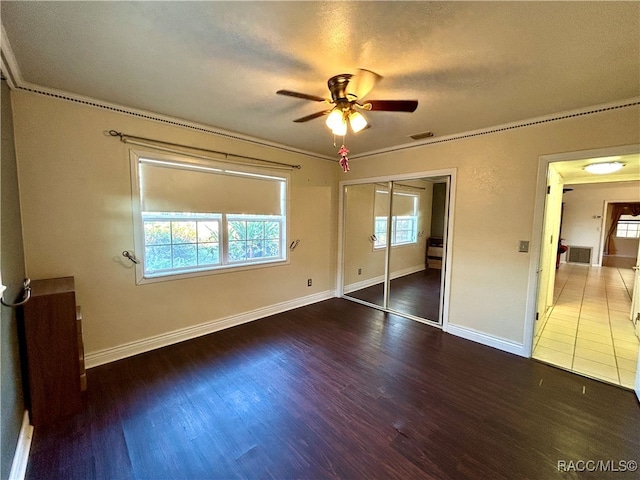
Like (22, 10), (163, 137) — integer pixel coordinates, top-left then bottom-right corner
(337, 168), (456, 329)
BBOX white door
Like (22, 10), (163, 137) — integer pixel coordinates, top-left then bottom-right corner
(535, 169), (564, 337)
(632, 240), (640, 400)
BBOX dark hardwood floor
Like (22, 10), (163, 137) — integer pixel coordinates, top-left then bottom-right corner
(27, 299), (640, 479)
(346, 268), (442, 321)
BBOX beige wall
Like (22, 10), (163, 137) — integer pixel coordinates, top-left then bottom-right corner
(11, 90), (338, 355)
(612, 237), (640, 258)
(343, 106), (640, 344)
(1, 80), (27, 480)
(10, 88), (640, 356)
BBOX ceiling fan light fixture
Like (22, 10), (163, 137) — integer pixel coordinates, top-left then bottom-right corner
(348, 111), (368, 133)
(583, 161), (624, 174)
(331, 121), (348, 136)
(325, 109), (346, 134)
(278, 68), (418, 143)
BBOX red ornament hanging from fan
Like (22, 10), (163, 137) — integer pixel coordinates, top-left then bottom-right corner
(338, 145), (350, 172)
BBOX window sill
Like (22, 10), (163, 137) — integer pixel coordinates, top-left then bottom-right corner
(136, 258), (290, 285)
(372, 242), (419, 252)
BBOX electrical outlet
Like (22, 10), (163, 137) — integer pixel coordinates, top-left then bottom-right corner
(307, 278), (312, 287)
(358, 268), (362, 275)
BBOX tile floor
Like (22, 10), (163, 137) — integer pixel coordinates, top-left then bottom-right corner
(533, 263), (639, 389)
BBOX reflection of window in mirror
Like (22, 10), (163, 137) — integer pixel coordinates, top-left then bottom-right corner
(373, 189), (419, 250)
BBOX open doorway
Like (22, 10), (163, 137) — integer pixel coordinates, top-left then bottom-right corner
(531, 149), (640, 389)
(601, 202), (640, 269)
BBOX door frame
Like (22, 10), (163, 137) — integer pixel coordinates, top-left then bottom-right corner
(632, 240), (640, 401)
(337, 168), (456, 329)
(524, 144), (640, 357)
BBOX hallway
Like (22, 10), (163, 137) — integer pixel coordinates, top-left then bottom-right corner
(533, 264), (639, 388)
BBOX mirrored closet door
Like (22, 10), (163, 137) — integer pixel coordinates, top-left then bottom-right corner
(341, 176), (450, 325)
(342, 182), (387, 310)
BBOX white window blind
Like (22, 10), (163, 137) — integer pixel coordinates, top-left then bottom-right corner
(374, 187), (390, 217)
(139, 159), (284, 216)
(131, 152), (288, 283)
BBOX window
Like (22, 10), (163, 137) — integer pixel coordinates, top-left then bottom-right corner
(131, 151), (288, 282)
(373, 188), (419, 249)
(616, 215), (640, 238)
(143, 213), (221, 272)
(227, 215), (283, 263)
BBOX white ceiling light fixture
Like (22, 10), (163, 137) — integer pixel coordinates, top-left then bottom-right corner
(324, 107), (368, 135)
(348, 111), (368, 133)
(325, 109), (346, 135)
(583, 161), (625, 174)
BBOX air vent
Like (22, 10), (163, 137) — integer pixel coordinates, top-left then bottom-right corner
(567, 246), (592, 264)
(409, 131), (434, 140)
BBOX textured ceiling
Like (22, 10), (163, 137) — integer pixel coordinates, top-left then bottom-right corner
(1, 1), (639, 158)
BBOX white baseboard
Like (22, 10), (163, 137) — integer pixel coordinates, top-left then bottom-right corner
(445, 323), (526, 357)
(343, 265), (426, 294)
(85, 290), (335, 368)
(343, 275), (384, 294)
(9, 411), (33, 480)
(390, 265), (426, 280)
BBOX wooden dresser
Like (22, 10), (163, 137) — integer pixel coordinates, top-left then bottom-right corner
(20, 276), (86, 425)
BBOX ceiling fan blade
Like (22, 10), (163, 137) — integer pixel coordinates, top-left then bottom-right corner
(365, 100), (418, 112)
(293, 110), (331, 123)
(347, 69), (382, 100)
(276, 90), (328, 102)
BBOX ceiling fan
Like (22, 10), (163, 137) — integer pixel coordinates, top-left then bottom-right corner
(276, 69), (418, 136)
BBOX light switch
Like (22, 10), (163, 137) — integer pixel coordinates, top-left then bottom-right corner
(519, 240), (529, 253)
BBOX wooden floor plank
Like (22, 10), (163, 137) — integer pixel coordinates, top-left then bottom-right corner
(347, 268), (442, 321)
(25, 298), (640, 479)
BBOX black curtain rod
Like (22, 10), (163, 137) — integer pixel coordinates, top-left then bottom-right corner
(375, 182), (426, 191)
(108, 130), (301, 170)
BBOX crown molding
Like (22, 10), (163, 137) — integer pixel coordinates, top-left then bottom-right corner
(349, 97), (640, 159)
(1, 23), (21, 88)
(0, 21), (334, 162)
(13, 81), (336, 161)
